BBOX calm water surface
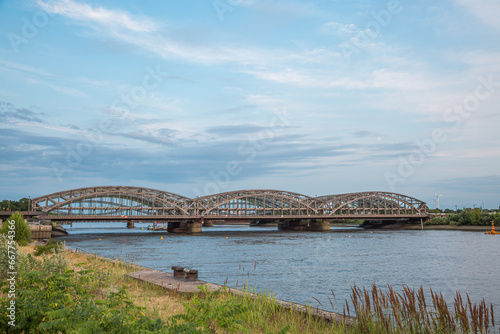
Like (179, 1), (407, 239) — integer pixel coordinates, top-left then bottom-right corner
(60, 223), (500, 312)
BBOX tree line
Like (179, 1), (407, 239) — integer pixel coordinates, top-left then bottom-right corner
(427, 208), (499, 226)
(0, 198), (30, 211)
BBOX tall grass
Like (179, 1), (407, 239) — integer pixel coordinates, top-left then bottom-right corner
(347, 283), (498, 333)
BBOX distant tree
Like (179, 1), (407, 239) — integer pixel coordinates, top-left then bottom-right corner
(445, 213), (459, 225)
(0, 198), (30, 211)
(1, 211), (31, 246)
(457, 210), (472, 225)
(480, 212), (493, 226)
(18, 197), (30, 211)
(471, 208), (481, 225)
(426, 216), (447, 225)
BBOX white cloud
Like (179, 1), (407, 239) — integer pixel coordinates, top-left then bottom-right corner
(321, 21), (358, 35)
(34, 0), (332, 67)
(456, 0), (500, 31)
(0, 58), (55, 77)
(48, 83), (88, 97)
(36, 0), (159, 33)
(243, 67), (440, 91)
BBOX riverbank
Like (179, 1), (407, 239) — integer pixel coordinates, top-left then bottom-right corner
(16, 244), (350, 333)
(5, 241), (497, 333)
(365, 223), (492, 231)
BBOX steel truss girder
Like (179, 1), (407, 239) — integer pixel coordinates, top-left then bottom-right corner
(32, 187), (428, 218)
(32, 186), (191, 215)
(315, 191), (428, 216)
(192, 189), (319, 217)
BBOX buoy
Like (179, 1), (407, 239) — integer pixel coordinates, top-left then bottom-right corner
(226, 236), (228, 239)
(161, 236), (163, 240)
(99, 238), (101, 240)
(89, 225), (91, 227)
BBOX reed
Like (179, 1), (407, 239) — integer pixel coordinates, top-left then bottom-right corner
(347, 283), (498, 334)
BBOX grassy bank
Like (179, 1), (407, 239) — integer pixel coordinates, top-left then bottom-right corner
(1, 243), (342, 333)
(1, 240), (499, 333)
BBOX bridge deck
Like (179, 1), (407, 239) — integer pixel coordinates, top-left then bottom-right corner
(35, 214), (426, 222)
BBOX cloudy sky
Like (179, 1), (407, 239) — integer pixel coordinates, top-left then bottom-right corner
(1, 0), (499, 209)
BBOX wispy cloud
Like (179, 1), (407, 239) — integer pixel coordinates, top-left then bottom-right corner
(321, 21), (358, 35)
(33, 0), (331, 67)
(0, 101), (45, 123)
(206, 124), (276, 136)
(456, 0), (500, 31)
(0, 59), (55, 78)
(243, 67), (439, 91)
(36, 0), (159, 33)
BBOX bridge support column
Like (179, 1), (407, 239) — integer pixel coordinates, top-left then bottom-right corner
(308, 220), (331, 232)
(167, 221), (183, 233)
(126, 220), (134, 229)
(185, 221), (202, 234)
(202, 220), (214, 227)
(278, 219), (308, 231)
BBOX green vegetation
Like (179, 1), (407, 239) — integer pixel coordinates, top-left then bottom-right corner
(0, 211), (31, 246)
(0, 242), (249, 333)
(349, 283), (496, 333)
(426, 209), (500, 226)
(0, 243), (330, 333)
(0, 198), (30, 211)
(34, 239), (65, 256)
(0, 235), (18, 279)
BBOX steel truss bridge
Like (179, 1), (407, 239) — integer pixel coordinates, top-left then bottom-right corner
(31, 186), (429, 222)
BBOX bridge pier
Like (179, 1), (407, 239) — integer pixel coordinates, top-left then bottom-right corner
(308, 220), (331, 231)
(202, 220), (214, 227)
(278, 219), (308, 231)
(167, 221), (183, 233)
(185, 221), (202, 234)
(126, 220), (134, 229)
(166, 221), (202, 234)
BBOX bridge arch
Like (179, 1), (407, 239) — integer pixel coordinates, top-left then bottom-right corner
(30, 187), (428, 220)
(32, 186), (191, 216)
(316, 191), (428, 216)
(193, 189), (319, 217)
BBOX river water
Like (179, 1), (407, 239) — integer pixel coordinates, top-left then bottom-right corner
(60, 223), (500, 313)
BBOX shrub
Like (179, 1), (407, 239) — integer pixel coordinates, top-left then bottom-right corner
(425, 216), (447, 225)
(0, 211), (31, 246)
(34, 239), (65, 256)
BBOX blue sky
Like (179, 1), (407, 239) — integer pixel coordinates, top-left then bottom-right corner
(1, 0), (499, 209)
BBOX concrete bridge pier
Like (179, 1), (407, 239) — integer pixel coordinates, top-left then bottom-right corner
(126, 220), (134, 229)
(202, 220), (214, 227)
(185, 221), (202, 234)
(308, 220), (331, 232)
(278, 219), (308, 231)
(167, 221), (183, 233)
